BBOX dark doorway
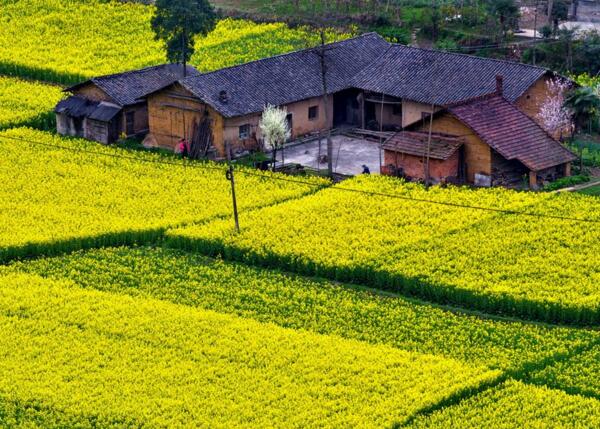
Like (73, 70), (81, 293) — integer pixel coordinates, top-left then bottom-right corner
(286, 113), (293, 139)
(125, 111), (135, 136)
(365, 102), (377, 129)
(333, 89), (361, 127)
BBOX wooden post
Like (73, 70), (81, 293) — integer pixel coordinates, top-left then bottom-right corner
(565, 162), (572, 177)
(226, 164), (240, 233)
(529, 170), (538, 189)
(424, 104), (434, 188)
(317, 30), (333, 178)
(379, 93), (385, 173)
(359, 93), (365, 130)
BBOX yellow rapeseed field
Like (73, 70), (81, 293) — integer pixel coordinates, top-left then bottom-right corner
(0, 128), (326, 261)
(0, 77), (63, 130)
(167, 175), (600, 324)
(0, 0), (348, 84)
(409, 380), (600, 428)
(0, 272), (498, 427)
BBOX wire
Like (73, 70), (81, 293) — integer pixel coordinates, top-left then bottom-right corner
(441, 38), (567, 53)
(0, 134), (226, 173)
(2, 133), (598, 224)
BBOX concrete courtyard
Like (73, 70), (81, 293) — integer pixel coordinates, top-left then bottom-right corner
(276, 134), (382, 176)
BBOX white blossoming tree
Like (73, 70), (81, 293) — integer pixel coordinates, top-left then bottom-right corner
(259, 104), (291, 170)
(538, 78), (573, 139)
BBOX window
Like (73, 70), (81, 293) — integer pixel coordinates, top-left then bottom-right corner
(239, 124), (250, 139)
(308, 105), (319, 121)
(392, 104), (402, 116)
(125, 111), (135, 135)
(286, 113), (293, 135)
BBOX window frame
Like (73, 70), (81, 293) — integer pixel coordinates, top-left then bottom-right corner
(239, 124), (251, 140)
(308, 105), (319, 121)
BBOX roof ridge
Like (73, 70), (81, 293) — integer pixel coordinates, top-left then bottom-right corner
(389, 43), (549, 72)
(182, 32), (388, 82)
(92, 63), (188, 82)
(445, 91), (500, 108)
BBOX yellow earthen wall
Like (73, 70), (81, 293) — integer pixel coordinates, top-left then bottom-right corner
(147, 84), (225, 154)
(515, 76), (550, 124)
(73, 84), (113, 103)
(223, 95), (334, 149)
(417, 114), (491, 183)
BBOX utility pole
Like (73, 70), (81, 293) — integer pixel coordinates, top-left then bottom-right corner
(317, 30), (334, 177)
(181, 17), (188, 78)
(379, 92), (385, 173)
(226, 164), (240, 233)
(424, 104), (435, 188)
(533, 0), (539, 66)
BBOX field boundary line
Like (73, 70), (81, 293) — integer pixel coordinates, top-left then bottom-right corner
(396, 337), (600, 427)
(0, 178), (326, 265)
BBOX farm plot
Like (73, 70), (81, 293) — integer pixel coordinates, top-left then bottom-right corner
(0, 0), (347, 84)
(0, 272), (498, 428)
(8, 246), (596, 372)
(408, 380), (600, 428)
(527, 344), (600, 399)
(0, 77), (63, 130)
(194, 18), (350, 72)
(0, 128), (326, 262)
(167, 175), (600, 324)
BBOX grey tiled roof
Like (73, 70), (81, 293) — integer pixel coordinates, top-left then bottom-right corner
(55, 96), (99, 117)
(179, 33), (390, 118)
(67, 64), (200, 107)
(351, 44), (548, 105)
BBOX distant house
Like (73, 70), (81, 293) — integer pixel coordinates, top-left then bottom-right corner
(55, 64), (199, 144)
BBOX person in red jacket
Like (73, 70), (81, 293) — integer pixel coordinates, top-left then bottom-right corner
(177, 139), (189, 158)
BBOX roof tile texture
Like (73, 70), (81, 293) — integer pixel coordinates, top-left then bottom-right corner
(449, 95), (577, 171)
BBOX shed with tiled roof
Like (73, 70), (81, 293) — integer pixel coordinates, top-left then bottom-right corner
(57, 64), (200, 144)
(382, 131), (465, 183)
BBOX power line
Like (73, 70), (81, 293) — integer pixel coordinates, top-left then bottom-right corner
(0, 133), (226, 173)
(1, 133), (599, 224)
(441, 38), (567, 53)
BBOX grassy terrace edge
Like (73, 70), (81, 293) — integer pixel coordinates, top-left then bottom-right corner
(164, 232), (600, 326)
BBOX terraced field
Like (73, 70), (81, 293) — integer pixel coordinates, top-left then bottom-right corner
(0, 0), (348, 84)
(167, 175), (600, 325)
(0, 128), (324, 262)
(2, 0), (600, 426)
(0, 77), (63, 130)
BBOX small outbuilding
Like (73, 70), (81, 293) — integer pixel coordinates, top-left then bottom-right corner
(407, 90), (578, 188)
(55, 64), (199, 144)
(382, 132), (464, 183)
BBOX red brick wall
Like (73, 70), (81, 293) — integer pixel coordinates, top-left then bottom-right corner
(383, 150), (460, 183)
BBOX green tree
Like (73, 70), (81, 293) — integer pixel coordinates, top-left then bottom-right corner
(564, 86), (600, 134)
(151, 0), (216, 74)
(487, 0), (519, 39)
(549, 0), (570, 34)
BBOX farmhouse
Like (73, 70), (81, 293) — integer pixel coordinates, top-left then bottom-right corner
(55, 64), (199, 144)
(57, 32), (576, 187)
